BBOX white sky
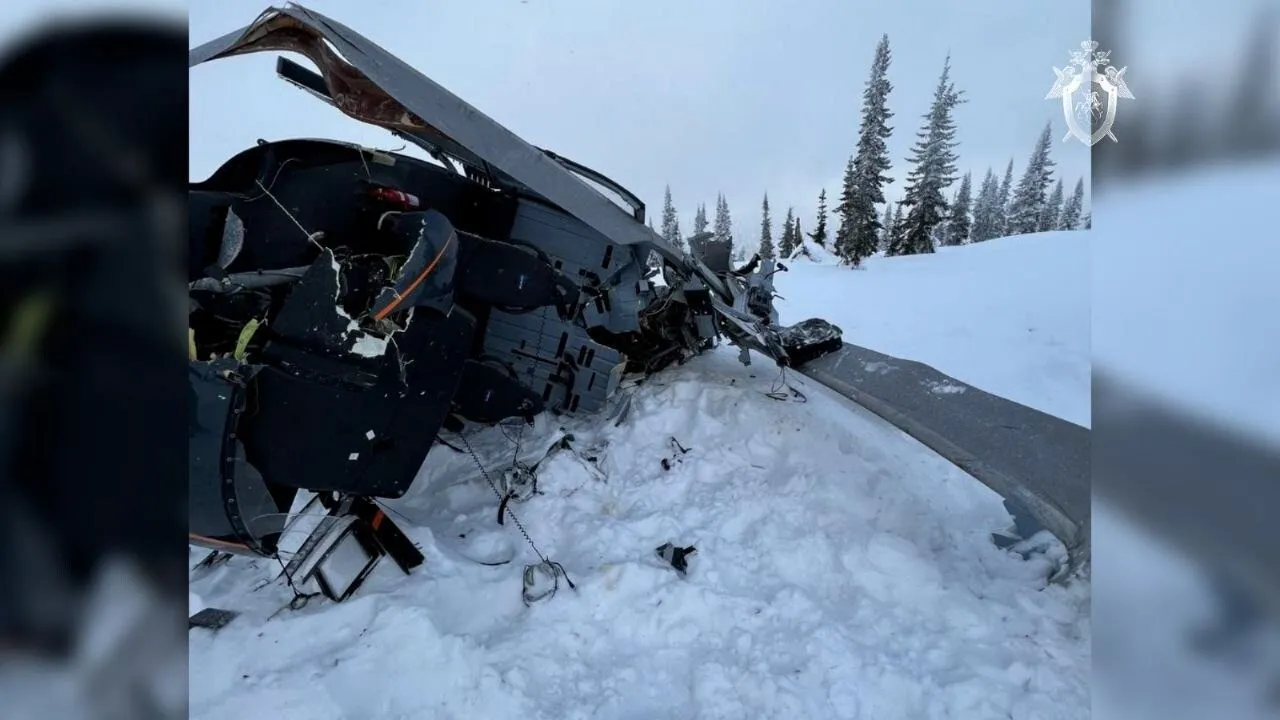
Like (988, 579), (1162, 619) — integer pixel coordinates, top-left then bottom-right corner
(188, 0), (1095, 242)
(0, 0), (1260, 242)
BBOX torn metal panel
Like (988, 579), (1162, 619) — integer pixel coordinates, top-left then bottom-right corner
(369, 209), (458, 320)
(187, 5), (694, 269)
(185, 5), (851, 602)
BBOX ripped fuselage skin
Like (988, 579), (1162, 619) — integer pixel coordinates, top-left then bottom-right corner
(187, 4), (842, 589)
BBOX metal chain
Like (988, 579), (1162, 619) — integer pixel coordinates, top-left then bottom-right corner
(456, 272), (573, 594)
(457, 431), (550, 567)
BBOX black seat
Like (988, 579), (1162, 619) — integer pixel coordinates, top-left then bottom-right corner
(239, 306), (476, 498)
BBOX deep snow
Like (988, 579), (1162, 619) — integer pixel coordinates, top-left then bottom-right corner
(1092, 163), (1280, 447)
(189, 234), (1091, 719)
(775, 232), (1090, 428)
(1090, 161), (1280, 720)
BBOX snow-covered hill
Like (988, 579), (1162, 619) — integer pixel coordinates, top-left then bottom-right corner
(189, 233), (1091, 720)
(1090, 161), (1280, 720)
(777, 232), (1090, 428)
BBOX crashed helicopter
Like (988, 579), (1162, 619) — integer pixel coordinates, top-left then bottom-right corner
(187, 4), (843, 607)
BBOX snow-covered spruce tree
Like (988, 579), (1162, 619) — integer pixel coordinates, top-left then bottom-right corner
(809, 188), (829, 247)
(1039, 177), (1064, 232)
(713, 193), (735, 259)
(793, 217), (803, 254)
(968, 168), (996, 242)
(779, 207), (797, 257)
(839, 33), (895, 267)
(943, 171), (973, 245)
(661, 185), (683, 251)
(833, 156), (856, 260)
(890, 55), (965, 256)
(889, 202), (903, 248)
(1005, 123), (1056, 236)
(996, 158), (1014, 237)
(1058, 177), (1084, 230)
(879, 202), (893, 252)
(690, 202), (709, 257)
(758, 193), (774, 259)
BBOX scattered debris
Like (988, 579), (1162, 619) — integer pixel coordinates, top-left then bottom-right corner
(186, 2), (844, 609)
(189, 608), (239, 633)
(522, 560), (575, 606)
(655, 542), (697, 576)
(661, 437), (692, 471)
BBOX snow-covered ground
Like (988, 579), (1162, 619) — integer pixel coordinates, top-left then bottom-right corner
(775, 231), (1090, 428)
(1090, 161), (1280, 720)
(1092, 163), (1280, 447)
(189, 234), (1091, 719)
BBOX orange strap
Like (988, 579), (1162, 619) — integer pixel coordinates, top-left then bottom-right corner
(372, 232), (454, 321)
(189, 532), (250, 552)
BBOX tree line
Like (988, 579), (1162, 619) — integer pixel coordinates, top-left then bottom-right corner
(656, 34), (1090, 268)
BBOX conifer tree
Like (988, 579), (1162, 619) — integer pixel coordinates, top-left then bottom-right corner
(996, 158), (1014, 237)
(838, 33), (896, 267)
(779, 207), (797, 257)
(1006, 123), (1057, 235)
(944, 171), (973, 245)
(661, 185), (683, 250)
(1058, 177), (1085, 230)
(833, 156), (856, 259)
(969, 168), (1000, 242)
(879, 202), (893, 251)
(713, 193), (735, 259)
(809, 189), (829, 247)
(690, 202), (709, 257)
(890, 55), (965, 256)
(793, 217), (803, 255)
(1039, 177), (1064, 232)
(759, 193), (774, 259)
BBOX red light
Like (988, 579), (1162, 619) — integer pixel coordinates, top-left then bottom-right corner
(368, 185), (420, 209)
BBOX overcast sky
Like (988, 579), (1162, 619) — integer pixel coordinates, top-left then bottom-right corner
(189, 1), (1099, 244)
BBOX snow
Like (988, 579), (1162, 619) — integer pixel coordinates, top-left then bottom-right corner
(1092, 163), (1280, 446)
(190, 232), (1090, 719)
(1089, 161), (1280, 718)
(775, 232), (1091, 428)
(786, 238), (838, 265)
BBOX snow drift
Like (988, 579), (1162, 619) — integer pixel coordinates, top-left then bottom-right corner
(776, 231), (1090, 428)
(786, 238), (838, 265)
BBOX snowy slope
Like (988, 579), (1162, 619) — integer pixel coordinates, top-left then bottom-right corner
(775, 232), (1090, 427)
(1091, 162), (1280, 720)
(787, 238), (839, 264)
(189, 235), (1091, 720)
(1092, 163), (1280, 447)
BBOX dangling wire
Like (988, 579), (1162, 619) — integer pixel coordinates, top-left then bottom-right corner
(763, 365), (806, 402)
(269, 553), (321, 618)
(522, 560), (573, 606)
(456, 431), (576, 601)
